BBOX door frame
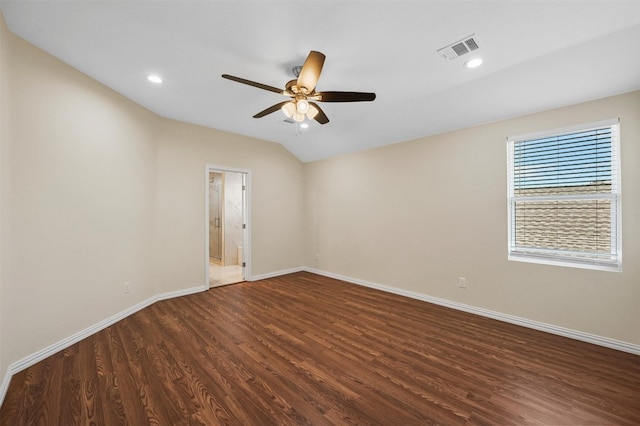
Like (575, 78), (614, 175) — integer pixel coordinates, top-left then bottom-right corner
(204, 164), (251, 289)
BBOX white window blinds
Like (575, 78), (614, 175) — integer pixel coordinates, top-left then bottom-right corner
(507, 119), (621, 271)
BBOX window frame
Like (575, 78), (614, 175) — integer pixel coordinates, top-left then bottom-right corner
(506, 119), (621, 272)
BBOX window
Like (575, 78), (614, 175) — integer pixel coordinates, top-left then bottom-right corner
(507, 119), (621, 271)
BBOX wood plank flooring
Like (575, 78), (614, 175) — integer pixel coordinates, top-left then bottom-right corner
(2, 271), (639, 425)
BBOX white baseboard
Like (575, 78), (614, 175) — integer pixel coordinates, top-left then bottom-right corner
(0, 285), (203, 406)
(0, 369), (10, 409)
(304, 267), (640, 356)
(250, 266), (305, 282)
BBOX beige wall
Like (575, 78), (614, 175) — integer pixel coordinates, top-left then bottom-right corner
(1, 30), (160, 377)
(305, 90), (640, 345)
(0, 12), (9, 378)
(154, 119), (305, 292)
(0, 25), (305, 381)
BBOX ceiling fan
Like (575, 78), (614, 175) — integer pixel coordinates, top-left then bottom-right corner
(222, 51), (375, 125)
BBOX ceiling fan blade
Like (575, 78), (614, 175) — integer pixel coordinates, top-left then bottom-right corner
(308, 102), (329, 124)
(253, 101), (291, 118)
(316, 91), (376, 102)
(297, 51), (325, 93)
(222, 74), (284, 94)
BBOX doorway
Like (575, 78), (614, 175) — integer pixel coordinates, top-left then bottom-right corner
(206, 166), (250, 288)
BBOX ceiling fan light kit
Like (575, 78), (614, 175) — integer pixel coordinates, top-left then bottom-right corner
(281, 102), (295, 118)
(296, 98), (310, 114)
(222, 51), (376, 125)
(281, 102), (307, 123)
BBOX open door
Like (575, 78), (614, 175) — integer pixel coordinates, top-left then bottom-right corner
(206, 166), (250, 288)
(209, 172), (223, 262)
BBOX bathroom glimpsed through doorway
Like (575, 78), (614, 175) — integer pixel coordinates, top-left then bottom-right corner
(209, 170), (246, 287)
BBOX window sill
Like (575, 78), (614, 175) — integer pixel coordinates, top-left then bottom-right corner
(508, 254), (622, 273)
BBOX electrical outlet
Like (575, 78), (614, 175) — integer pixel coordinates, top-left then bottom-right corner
(458, 277), (467, 289)
(315, 253), (320, 262)
(125, 281), (130, 294)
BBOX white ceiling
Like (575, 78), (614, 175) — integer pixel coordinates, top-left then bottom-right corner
(1, 1), (639, 162)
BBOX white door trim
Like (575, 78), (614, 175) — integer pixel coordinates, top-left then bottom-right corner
(204, 164), (252, 290)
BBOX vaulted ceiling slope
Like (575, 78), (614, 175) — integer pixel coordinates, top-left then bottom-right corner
(1, 1), (639, 162)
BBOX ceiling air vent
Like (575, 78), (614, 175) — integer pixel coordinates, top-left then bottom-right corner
(437, 34), (481, 60)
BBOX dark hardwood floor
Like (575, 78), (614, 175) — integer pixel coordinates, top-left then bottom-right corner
(2, 272), (639, 425)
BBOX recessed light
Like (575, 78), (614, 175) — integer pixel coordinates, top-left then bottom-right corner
(147, 74), (163, 84)
(300, 122), (309, 129)
(463, 58), (483, 69)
